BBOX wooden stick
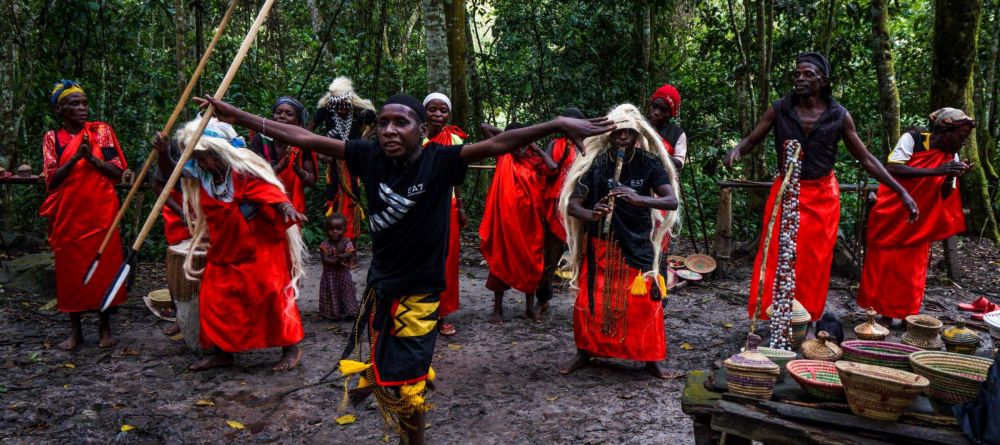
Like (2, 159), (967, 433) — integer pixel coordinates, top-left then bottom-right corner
(83, 0), (239, 285)
(100, 0), (278, 311)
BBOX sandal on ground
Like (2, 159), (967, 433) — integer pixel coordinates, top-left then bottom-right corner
(440, 322), (457, 337)
(971, 303), (1000, 321)
(959, 296), (993, 312)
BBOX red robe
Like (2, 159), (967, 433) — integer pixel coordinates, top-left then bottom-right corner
(197, 173), (304, 352)
(857, 149), (965, 318)
(544, 138), (576, 242)
(748, 173), (840, 321)
(574, 238), (666, 361)
(39, 123), (127, 312)
(479, 150), (548, 293)
(425, 126), (467, 317)
(162, 190), (190, 245)
(277, 147), (317, 213)
(326, 161), (362, 239)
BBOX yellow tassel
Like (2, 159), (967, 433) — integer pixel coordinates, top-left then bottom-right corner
(400, 381), (428, 411)
(656, 273), (667, 297)
(338, 359), (371, 376)
(357, 376), (370, 388)
(630, 272), (648, 296)
(427, 366), (436, 382)
(339, 377), (351, 412)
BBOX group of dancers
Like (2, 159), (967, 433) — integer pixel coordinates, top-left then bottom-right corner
(40, 50), (975, 443)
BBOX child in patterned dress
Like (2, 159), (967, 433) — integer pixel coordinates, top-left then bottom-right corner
(318, 213), (358, 320)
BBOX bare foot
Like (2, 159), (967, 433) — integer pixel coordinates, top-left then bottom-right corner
(559, 351), (590, 375)
(272, 345), (303, 372)
(524, 307), (542, 323)
(98, 329), (118, 349)
(536, 301), (550, 314)
(644, 361), (683, 380)
(189, 352), (234, 371)
(488, 311), (503, 324)
(163, 323), (181, 336)
(58, 333), (83, 351)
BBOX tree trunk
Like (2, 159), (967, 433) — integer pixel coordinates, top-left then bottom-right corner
(173, 0), (187, 96)
(465, 11), (485, 139)
(822, 0), (837, 56)
(974, 1), (998, 179)
(306, 0), (332, 61)
(749, 0), (773, 184)
(870, 0), (900, 158)
(443, 0), (471, 130)
(193, 0), (204, 95)
(640, 1), (652, 98)
(931, 0), (999, 242)
(423, 0), (451, 95)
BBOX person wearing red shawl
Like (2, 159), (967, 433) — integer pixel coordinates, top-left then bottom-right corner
(558, 104), (681, 379)
(154, 118), (308, 372)
(40, 81), (128, 351)
(422, 92), (468, 336)
(480, 122), (558, 323)
(857, 108), (973, 321)
(725, 52), (918, 323)
(249, 96), (317, 213)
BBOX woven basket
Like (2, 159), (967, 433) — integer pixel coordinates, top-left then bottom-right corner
(942, 321), (981, 355)
(854, 309), (890, 341)
(842, 341), (922, 371)
(166, 241), (205, 302)
(788, 360), (846, 401)
(983, 311), (1000, 340)
(901, 314), (944, 350)
(801, 331), (843, 362)
(908, 351), (993, 413)
(767, 300), (811, 349)
(836, 361), (929, 422)
(725, 334), (781, 400)
(758, 347), (797, 382)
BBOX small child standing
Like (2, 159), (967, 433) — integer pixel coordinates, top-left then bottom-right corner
(318, 214), (358, 320)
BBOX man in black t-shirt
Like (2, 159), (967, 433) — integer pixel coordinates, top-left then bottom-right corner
(197, 93), (612, 445)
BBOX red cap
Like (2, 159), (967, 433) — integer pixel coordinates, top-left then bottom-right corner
(651, 84), (681, 118)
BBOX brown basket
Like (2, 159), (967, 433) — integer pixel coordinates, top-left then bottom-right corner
(801, 331), (843, 361)
(166, 241), (205, 302)
(835, 361), (929, 422)
(854, 309), (890, 341)
(725, 334), (781, 400)
(901, 314), (944, 350)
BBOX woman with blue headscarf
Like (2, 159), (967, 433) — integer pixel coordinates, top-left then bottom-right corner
(249, 96), (317, 212)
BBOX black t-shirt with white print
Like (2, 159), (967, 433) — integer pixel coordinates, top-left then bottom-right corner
(344, 140), (468, 295)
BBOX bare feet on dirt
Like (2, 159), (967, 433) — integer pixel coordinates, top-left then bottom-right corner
(559, 351), (590, 375)
(524, 307), (542, 322)
(98, 330), (118, 349)
(58, 333), (82, 351)
(189, 352), (234, 371)
(536, 301), (550, 314)
(645, 361), (683, 380)
(163, 323), (181, 336)
(272, 345), (303, 372)
(488, 311), (503, 324)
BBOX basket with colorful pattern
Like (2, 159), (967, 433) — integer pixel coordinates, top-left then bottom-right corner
(767, 299), (811, 349)
(941, 321), (981, 355)
(908, 351), (993, 413)
(725, 334), (781, 400)
(835, 361), (929, 422)
(757, 347), (797, 383)
(787, 360), (846, 401)
(841, 340), (922, 371)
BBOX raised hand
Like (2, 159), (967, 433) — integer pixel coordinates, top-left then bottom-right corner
(559, 117), (615, 143)
(724, 147), (742, 168)
(151, 132), (170, 155)
(194, 96), (241, 124)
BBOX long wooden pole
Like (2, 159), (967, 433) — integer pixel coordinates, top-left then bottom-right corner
(100, 0), (278, 311)
(84, 0), (239, 285)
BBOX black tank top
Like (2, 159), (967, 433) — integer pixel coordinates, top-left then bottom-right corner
(772, 94), (847, 180)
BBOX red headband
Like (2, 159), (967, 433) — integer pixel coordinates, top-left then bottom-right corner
(651, 84), (681, 118)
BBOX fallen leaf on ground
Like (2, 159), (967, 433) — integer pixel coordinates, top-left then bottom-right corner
(722, 323), (733, 329)
(546, 396), (558, 401)
(226, 420), (245, 430)
(120, 425), (134, 432)
(334, 414), (356, 425)
(62, 362), (75, 369)
(63, 384), (70, 389)
(169, 333), (184, 341)
(447, 344), (462, 351)
(680, 343), (694, 350)
(39, 299), (57, 311)
(120, 347), (139, 356)
(194, 399), (215, 407)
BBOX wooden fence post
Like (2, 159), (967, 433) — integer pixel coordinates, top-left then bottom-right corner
(713, 187), (732, 278)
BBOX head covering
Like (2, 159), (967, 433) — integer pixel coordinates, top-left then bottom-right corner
(187, 117), (247, 151)
(650, 84), (681, 118)
(560, 107), (585, 119)
(317, 77), (376, 112)
(929, 107), (976, 131)
(422, 92), (452, 111)
(272, 96), (308, 127)
(796, 52), (831, 78)
(383, 94), (426, 122)
(50, 80), (85, 106)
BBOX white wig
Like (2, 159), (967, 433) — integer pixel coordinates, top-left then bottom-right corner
(557, 103), (681, 289)
(316, 76), (376, 112)
(175, 118), (306, 299)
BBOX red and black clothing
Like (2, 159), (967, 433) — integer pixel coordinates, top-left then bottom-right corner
(249, 133), (317, 213)
(423, 126), (467, 318)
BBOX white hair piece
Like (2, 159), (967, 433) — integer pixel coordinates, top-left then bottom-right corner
(317, 76), (376, 112)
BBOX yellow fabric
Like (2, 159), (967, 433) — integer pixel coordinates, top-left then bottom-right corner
(53, 85), (84, 104)
(393, 294), (438, 337)
(400, 381), (429, 411)
(656, 273), (667, 296)
(338, 359), (371, 376)
(427, 366), (436, 382)
(630, 272), (648, 296)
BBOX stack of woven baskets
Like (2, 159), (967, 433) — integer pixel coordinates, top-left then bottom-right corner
(725, 334), (780, 400)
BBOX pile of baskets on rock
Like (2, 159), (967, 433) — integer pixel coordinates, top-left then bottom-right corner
(725, 308), (996, 423)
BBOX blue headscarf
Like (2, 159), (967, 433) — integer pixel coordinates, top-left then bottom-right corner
(50, 80), (84, 106)
(273, 96), (308, 127)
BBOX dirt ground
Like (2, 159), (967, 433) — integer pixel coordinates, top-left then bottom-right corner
(0, 234), (997, 444)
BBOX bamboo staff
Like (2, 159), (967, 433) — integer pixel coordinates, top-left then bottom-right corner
(83, 0), (239, 285)
(100, 0), (278, 312)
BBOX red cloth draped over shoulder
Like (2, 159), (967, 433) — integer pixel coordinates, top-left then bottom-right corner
(544, 138), (576, 242)
(423, 126), (466, 317)
(39, 122), (127, 312)
(856, 149), (965, 318)
(277, 147), (317, 213)
(428, 125), (468, 146)
(479, 151), (548, 293)
(197, 173), (304, 352)
(748, 173), (840, 321)
(162, 189), (190, 245)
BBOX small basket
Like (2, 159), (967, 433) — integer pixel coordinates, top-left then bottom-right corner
(787, 360), (846, 401)
(854, 309), (890, 341)
(842, 340), (922, 371)
(836, 361), (929, 422)
(982, 311), (1000, 340)
(767, 299), (811, 349)
(908, 351), (993, 413)
(942, 321), (981, 355)
(725, 334), (781, 400)
(901, 314), (944, 350)
(757, 347), (797, 382)
(801, 331), (843, 362)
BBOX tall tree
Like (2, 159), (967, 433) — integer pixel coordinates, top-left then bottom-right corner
(870, 0), (900, 157)
(749, 0), (773, 183)
(173, 0), (187, 96)
(973, 0), (998, 179)
(423, 0), (451, 95)
(443, 0), (471, 129)
(932, 0), (999, 242)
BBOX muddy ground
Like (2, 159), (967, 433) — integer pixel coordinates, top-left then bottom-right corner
(0, 234), (997, 444)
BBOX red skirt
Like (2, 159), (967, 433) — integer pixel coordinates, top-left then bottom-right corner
(55, 231), (127, 312)
(857, 243), (930, 318)
(439, 196), (461, 317)
(573, 238), (666, 362)
(748, 173), (840, 322)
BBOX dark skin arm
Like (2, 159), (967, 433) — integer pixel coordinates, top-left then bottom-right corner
(46, 142), (87, 191)
(85, 135), (125, 181)
(840, 112), (918, 222)
(724, 106), (776, 167)
(886, 160), (969, 178)
(463, 118), (612, 163)
(568, 184), (678, 220)
(151, 132), (187, 218)
(320, 244), (339, 267)
(670, 156), (684, 171)
(532, 143), (558, 171)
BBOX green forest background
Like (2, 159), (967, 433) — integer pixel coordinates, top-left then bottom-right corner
(1, 0), (998, 259)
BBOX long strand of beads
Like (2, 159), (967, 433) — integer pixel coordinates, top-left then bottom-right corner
(769, 140), (802, 350)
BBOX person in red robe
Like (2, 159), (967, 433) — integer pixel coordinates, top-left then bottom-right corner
(480, 122), (558, 323)
(151, 138), (192, 337)
(559, 104), (681, 379)
(422, 92), (468, 336)
(724, 52), (918, 323)
(154, 118), (308, 372)
(40, 81), (127, 351)
(857, 108), (973, 321)
(249, 96), (317, 213)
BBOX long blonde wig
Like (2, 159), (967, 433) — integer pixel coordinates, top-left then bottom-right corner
(175, 118), (307, 299)
(557, 103), (682, 289)
(316, 76), (376, 112)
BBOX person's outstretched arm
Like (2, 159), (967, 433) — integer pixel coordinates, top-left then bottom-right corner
(196, 96), (347, 159)
(841, 112), (919, 223)
(462, 117), (613, 163)
(724, 105), (776, 168)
